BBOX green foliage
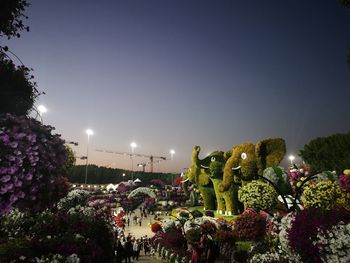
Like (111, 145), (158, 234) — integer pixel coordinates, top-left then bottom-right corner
(63, 145), (76, 172)
(301, 181), (347, 210)
(0, 53), (39, 116)
(191, 209), (203, 218)
(0, 0), (29, 39)
(263, 166), (293, 195)
(189, 191), (198, 206)
(299, 131), (350, 173)
(255, 138), (286, 176)
(238, 180), (278, 212)
(67, 164), (175, 184)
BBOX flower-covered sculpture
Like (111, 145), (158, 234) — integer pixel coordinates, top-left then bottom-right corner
(220, 138), (286, 214)
(238, 180), (278, 212)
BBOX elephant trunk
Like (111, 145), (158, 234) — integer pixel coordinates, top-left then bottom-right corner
(219, 158), (236, 192)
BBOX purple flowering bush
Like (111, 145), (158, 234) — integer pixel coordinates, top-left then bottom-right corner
(288, 208), (350, 263)
(0, 113), (69, 216)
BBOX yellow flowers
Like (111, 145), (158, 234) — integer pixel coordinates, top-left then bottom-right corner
(301, 181), (348, 210)
(343, 169), (350, 175)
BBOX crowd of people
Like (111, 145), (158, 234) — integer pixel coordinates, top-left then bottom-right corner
(114, 234), (152, 263)
(112, 206), (154, 263)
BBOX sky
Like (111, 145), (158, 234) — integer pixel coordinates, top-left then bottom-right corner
(4, 0), (350, 173)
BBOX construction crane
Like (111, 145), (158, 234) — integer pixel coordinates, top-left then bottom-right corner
(95, 148), (167, 173)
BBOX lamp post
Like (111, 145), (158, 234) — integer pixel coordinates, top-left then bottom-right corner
(130, 142), (137, 181)
(85, 129), (94, 185)
(288, 155), (295, 167)
(170, 149), (175, 160)
(37, 105), (47, 123)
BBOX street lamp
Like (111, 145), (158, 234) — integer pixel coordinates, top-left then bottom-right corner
(288, 155), (295, 166)
(130, 142), (137, 181)
(170, 149), (175, 160)
(85, 129), (94, 184)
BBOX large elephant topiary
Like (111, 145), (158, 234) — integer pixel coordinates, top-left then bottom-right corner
(219, 138), (286, 214)
(182, 146), (217, 210)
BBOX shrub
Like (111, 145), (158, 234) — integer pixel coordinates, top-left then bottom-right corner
(0, 114), (68, 216)
(185, 228), (201, 243)
(214, 229), (235, 244)
(233, 212), (266, 241)
(151, 222), (162, 233)
(191, 209), (203, 218)
(288, 208), (350, 263)
(301, 181), (346, 210)
(238, 180), (277, 212)
(204, 210), (214, 217)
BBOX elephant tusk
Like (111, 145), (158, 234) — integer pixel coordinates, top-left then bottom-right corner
(200, 165), (209, 169)
(232, 165), (241, 170)
(181, 178), (189, 183)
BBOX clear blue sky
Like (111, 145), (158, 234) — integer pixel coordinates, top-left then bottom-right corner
(4, 0), (350, 173)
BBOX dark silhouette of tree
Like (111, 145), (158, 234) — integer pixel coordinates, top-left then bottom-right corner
(0, 0), (30, 39)
(0, 51), (39, 115)
(0, 0), (40, 116)
(67, 165), (176, 185)
(299, 131), (350, 173)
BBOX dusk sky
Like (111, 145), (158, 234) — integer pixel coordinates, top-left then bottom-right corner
(4, 1), (350, 173)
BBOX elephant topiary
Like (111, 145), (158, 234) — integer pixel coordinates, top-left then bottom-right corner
(205, 150), (240, 215)
(219, 138), (286, 215)
(182, 146), (217, 210)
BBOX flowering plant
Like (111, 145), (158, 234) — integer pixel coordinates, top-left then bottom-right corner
(315, 221), (350, 262)
(288, 207), (350, 262)
(233, 211), (266, 241)
(301, 181), (346, 210)
(238, 180), (278, 212)
(185, 228), (201, 243)
(287, 169), (305, 189)
(57, 189), (90, 211)
(0, 113), (68, 216)
(213, 229), (235, 244)
(200, 223), (217, 236)
(339, 172), (350, 192)
(151, 222), (162, 233)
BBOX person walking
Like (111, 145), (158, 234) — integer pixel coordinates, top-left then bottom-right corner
(124, 237), (133, 263)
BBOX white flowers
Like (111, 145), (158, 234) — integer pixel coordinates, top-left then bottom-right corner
(315, 222), (350, 263)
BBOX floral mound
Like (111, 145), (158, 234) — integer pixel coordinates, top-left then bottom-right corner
(0, 113), (69, 216)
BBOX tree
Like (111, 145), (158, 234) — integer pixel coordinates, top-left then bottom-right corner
(0, 1), (40, 116)
(299, 131), (350, 173)
(0, 0), (30, 39)
(0, 51), (39, 115)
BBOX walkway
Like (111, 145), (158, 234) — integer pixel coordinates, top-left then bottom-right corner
(121, 208), (166, 263)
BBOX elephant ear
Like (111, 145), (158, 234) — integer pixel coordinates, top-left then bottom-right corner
(255, 138), (286, 175)
(224, 150), (232, 161)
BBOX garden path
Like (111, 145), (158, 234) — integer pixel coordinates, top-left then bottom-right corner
(122, 207), (170, 263)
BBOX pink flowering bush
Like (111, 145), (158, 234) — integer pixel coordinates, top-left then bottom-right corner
(233, 210), (266, 241)
(339, 173), (350, 192)
(0, 113), (69, 216)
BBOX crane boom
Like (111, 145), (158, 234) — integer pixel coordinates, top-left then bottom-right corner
(95, 148), (167, 172)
